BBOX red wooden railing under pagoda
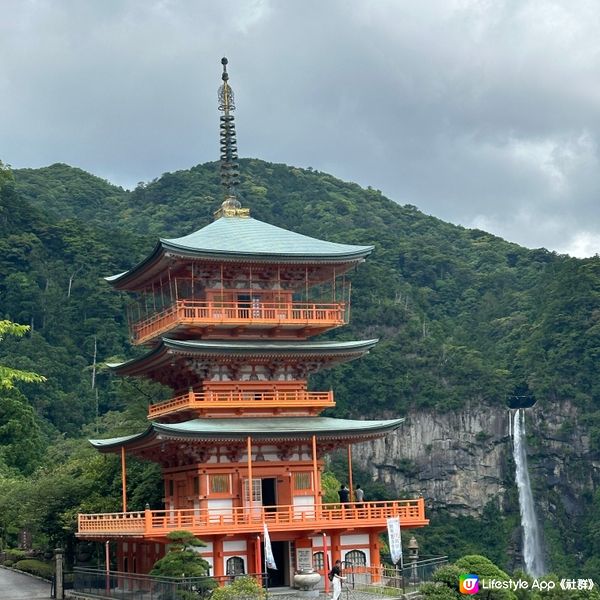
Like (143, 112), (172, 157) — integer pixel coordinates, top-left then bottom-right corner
(148, 388), (335, 419)
(130, 300), (347, 344)
(77, 499), (428, 538)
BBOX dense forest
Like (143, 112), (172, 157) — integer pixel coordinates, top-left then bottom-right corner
(0, 158), (598, 575)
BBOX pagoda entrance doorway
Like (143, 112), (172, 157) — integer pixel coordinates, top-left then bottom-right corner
(264, 541), (289, 588)
(261, 478), (277, 513)
(243, 477), (278, 516)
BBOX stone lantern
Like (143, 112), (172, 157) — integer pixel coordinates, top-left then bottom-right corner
(408, 536), (419, 584)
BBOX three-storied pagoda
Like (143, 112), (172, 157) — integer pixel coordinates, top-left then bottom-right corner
(77, 58), (428, 586)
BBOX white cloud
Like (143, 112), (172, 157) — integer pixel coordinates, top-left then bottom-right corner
(557, 231), (600, 258)
(2, 0), (600, 256)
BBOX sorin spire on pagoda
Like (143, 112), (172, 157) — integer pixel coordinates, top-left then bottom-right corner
(215, 57), (249, 219)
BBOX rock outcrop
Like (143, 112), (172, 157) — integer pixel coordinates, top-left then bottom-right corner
(354, 401), (600, 519)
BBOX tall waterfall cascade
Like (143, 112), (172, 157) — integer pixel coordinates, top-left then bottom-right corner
(513, 409), (546, 577)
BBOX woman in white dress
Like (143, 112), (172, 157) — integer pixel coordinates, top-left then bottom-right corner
(331, 560), (346, 600)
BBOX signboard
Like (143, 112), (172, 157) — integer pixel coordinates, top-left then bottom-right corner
(296, 548), (313, 572)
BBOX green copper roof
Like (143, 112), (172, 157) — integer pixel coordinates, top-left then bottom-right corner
(107, 216), (372, 288)
(162, 217), (373, 260)
(108, 338), (378, 380)
(90, 416), (405, 451)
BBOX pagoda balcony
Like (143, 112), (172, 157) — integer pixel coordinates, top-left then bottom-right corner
(77, 498), (428, 539)
(131, 300), (347, 345)
(148, 388), (335, 420)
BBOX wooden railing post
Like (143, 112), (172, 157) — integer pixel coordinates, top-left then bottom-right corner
(144, 505), (152, 534)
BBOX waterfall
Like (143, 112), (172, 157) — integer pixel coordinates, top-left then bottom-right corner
(513, 409), (545, 577)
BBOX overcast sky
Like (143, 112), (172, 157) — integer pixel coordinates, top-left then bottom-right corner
(2, 1), (600, 257)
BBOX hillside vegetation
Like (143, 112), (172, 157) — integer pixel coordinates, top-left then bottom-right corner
(0, 158), (598, 572)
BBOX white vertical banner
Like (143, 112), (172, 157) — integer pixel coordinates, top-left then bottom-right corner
(263, 523), (277, 570)
(387, 516), (403, 566)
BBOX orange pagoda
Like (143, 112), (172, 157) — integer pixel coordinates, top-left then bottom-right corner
(77, 58), (428, 587)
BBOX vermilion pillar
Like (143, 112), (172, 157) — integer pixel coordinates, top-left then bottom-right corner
(213, 537), (224, 579)
(323, 533), (330, 594)
(121, 446), (127, 512)
(369, 530), (381, 582)
(247, 436), (253, 517)
(312, 435), (319, 505)
(347, 444), (354, 503)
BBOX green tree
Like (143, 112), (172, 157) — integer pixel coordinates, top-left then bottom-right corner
(150, 531), (215, 599)
(0, 321), (46, 389)
(421, 556), (516, 600)
(150, 531), (213, 578)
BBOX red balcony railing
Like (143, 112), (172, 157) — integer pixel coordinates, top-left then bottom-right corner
(148, 388), (335, 419)
(131, 300), (347, 344)
(78, 499), (428, 538)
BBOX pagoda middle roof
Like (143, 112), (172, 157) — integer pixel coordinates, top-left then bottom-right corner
(107, 216), (373, 289)
(90, 416), (405, 452)
(108, 338), (378, 379)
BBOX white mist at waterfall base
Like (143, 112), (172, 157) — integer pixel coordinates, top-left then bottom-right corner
(513, 409), (545, 577)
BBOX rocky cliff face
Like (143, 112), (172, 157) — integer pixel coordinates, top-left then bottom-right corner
(354, 401), (600, 520)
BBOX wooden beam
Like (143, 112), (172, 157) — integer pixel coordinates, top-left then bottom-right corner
(323, 533), (330, 594)
(312, 435), (319, 505)
(247, 436), (253, 518)
(255, 534), (262, 583)
(121, 446), (127, 512)
(347, 443), (354, 503)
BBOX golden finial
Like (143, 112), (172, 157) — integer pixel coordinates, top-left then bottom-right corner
(215, 57), (249, 219)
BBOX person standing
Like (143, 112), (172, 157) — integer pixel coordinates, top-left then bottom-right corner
(330, 559), (345, 600)
(338, 484), (350, 505)
(355, 484), (364, 508)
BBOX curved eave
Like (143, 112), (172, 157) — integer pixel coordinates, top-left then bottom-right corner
(90, 416), (404, 453)
(109, 338), (379, 377)
(160, 241), (373, 264)
(105, 241), (166, 290)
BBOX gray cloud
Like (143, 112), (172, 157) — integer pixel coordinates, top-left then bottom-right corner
(1, 0), (599, 256)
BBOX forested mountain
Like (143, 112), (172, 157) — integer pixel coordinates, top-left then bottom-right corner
(0, 158), (598, 575)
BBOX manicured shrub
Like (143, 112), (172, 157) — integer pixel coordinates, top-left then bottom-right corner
(210, 576), (265, 600)
(3, 548), (27, 563)
(14, 559), (54, 580)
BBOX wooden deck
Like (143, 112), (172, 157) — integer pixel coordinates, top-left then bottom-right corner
(131, 300), (347, 344)
(78, 499), (428, 539)
(148, 388), (335, 419)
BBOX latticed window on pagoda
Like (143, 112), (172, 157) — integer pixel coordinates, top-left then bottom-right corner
(293, 471), (312, 490)
(226, 556), (245, 576)
(209, 474), (231, 494)
(345, 549), (367, 567)
(313, 551), (324, 571)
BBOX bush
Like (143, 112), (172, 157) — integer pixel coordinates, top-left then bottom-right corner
(210, 576), (265, 600)
(3, 548), (27, 563)
(14, 559), (54, 579)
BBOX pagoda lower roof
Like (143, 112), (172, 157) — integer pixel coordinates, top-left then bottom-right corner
(90, 416), (405, 452)
(108, 338), (378, 383)
(107, 216), (373, 290)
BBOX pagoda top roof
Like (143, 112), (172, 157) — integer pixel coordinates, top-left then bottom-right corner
(108, 338), (378, 384)
(107, 216), (373, 290)
(90, 416), (405, 452)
